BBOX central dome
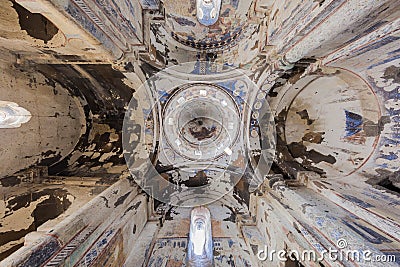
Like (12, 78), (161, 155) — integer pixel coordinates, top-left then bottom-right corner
(163, 83), (240, 161)
(123, 61), (276, 206)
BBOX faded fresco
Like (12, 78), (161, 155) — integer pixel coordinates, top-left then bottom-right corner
(0, 0), (399, 266)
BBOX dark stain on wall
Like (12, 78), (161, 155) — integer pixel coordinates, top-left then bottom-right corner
(123, 201), (142, 217)
(296, 109), (315, 125)
(222, 205), (237, 222)
(182, 171), (209, 187)
(35, 63), (133, 178)
(81, 64), (134, 109)
(367, 170), (400, 196)
(38, 150), (62, 167)
(314, 0), (325, 7)
(302, 132), (325, 144)
(0, 224), (33, 260)
(132, 224), (137, 234)
(13, 1), (59, 43)
(234, 177), (250, 207)
(288, 141), (336, 165)
(276, 134), (335, 176)
(0, 176), (21, 187)
(383, 65), (400, 83)
(32, 189), (72, 227)
(363, 116), (390, 137)
(4, 188), (72, 221)
(114, 192), (131, 207)
(165, 207), (180, 221)
(0, 188), (71, 261)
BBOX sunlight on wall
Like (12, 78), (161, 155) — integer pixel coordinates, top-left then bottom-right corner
(0, 101), (31, 128)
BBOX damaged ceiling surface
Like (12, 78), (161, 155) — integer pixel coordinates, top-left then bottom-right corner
(0, 0), (399, 266)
